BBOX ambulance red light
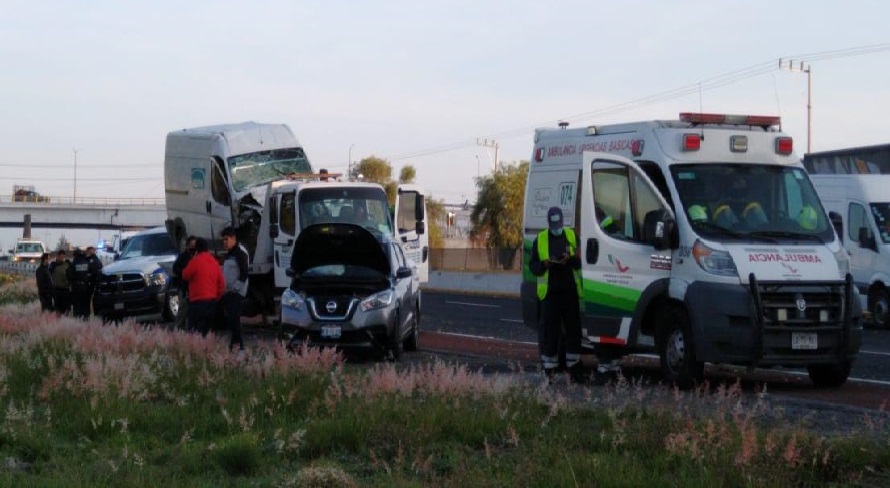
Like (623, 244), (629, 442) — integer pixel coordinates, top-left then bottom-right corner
(775, 137), (793, 155)
(631, 139), (644, 156)
(680, 112), (781, 128)
(534, 147), (545, 162)
(682, 133), (701, 151)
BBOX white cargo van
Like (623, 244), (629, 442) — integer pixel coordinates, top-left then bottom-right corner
(521, 113), (862, 388)
(809, 174), (890, 328)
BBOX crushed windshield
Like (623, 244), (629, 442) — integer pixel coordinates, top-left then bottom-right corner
(228, 148), (311, 192)
(671, 164), (834, 243)
(872, 203), (890, 244)
(119, 233), (177, 260)
(298, 187), (394, 235)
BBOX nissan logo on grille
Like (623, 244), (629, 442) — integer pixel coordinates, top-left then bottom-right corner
(796, 298), (807, 312)
(326, 301), (338, 313)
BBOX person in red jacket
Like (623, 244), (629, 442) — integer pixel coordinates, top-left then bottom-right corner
(181, 238), (225, 336)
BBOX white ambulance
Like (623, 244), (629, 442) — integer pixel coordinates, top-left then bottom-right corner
(809, 174), (890, 328)
(521, 113), (862, 388)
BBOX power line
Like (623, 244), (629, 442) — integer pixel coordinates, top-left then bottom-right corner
(385, 43), (890, 162)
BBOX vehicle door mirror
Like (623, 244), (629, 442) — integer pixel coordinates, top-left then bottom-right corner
(415, 220), (425, 235)
(829, 211), (843, 243)
(644, 209), (676, 251)
(270, 223), (279, 239)
(858, 226), (877, 251)
(396, 266), (413, 279)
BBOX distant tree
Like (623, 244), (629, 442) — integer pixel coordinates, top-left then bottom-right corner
(398, 165), (416, 184)
(354, 157), (392, 185)
(55, 234), (70, 251)
(426, 197), (445, 249)
(470, 161), (529, 269)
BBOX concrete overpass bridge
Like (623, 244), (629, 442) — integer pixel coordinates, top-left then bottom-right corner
(0, 195), (167, 231)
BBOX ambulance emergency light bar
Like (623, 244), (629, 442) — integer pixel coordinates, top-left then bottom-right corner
(679, 112), (782, 128)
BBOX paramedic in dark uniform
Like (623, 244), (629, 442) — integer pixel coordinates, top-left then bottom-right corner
(528, 206), (587, 384)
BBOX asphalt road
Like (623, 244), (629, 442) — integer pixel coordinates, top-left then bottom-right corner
(421, 291), (890, 386)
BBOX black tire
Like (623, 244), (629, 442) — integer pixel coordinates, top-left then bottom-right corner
(869, 287), (889, 329)
(403, 307), (419, 352)
(162, 289), (180, 322)
(807, 361), (851, 388)
(386, 310), (403, 362)
(659, 306), (704, 390)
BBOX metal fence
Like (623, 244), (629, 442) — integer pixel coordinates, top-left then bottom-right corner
(0, 261), (38, 276)
(429, 248), (522, 271)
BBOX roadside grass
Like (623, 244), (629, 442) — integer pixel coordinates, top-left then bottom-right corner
(0, 274), (888, 486)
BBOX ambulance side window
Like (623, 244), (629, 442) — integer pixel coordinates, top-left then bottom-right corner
(592, 161), (667, 243)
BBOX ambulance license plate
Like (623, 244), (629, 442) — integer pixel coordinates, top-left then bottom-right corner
(791, 332), (817, 350)
(114, 303), (124, 311)
(321, 325), (341, 339)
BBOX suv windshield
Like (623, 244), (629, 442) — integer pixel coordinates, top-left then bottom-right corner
(671, 164), (834, 243)
(872, 202), (890, 244)
(119, 232), (177, 260)
(298, 187), (394, 235)
(228, 148), (311, 192)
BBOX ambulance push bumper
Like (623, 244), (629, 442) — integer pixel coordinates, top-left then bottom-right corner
(684, 274), (862, 366)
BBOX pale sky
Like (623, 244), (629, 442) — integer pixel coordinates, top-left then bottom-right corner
(2, 0), (889, 208)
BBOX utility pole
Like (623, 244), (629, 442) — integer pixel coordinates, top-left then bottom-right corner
(348, 143), (355, 179)
(474, 154), (480, 179)
(780, 59), (812, 153)
(73, 148), (78, 203)
(476, 138), (499, 173)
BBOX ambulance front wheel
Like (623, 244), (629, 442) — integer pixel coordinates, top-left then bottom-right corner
(659, 306), (704, 390)
(868, 287), (889, 329)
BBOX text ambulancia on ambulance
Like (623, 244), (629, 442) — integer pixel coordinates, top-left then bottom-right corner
(521, 113), (862, 389)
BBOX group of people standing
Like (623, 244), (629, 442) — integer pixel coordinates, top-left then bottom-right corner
(35, 247), (103, 319)
(172, 227), (250, 352)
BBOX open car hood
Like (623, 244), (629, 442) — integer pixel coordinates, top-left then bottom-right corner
(290, 223), (389, 276)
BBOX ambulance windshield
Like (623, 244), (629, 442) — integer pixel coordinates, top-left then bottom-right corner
(671, 164), (834, 243)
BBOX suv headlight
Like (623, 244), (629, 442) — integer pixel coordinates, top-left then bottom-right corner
(281, 288), (306, 311)
(360, 290), (394, 312)
(692, 239), (738, 277)
(145, 268), (168, 287)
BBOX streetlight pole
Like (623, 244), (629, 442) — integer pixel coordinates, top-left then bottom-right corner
(474, 154), (480, 179)
(73, 148), (78, 203)
(780, 59), (812, 153)
(348, 143), (355, 179)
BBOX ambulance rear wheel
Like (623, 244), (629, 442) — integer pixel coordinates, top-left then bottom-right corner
(659, 306), (703, 390)
(869, 288), (889, 329)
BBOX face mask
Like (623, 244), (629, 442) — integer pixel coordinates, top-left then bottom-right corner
(550, 228), (564, 236)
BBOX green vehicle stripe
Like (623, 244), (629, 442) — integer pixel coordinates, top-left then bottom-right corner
(582, 279), (640, 313)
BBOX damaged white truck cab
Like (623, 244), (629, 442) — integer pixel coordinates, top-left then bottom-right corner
(164, 122), (429, 320)
(521, 113), (862, 388)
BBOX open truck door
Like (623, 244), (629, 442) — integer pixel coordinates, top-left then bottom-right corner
(270, 189), (297, 289)
(395, 184), (429, 282)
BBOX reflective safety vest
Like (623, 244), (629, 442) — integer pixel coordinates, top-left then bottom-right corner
(536, 228), (582, 300)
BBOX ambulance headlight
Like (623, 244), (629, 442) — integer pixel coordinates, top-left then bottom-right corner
(692, 240), (738, 277)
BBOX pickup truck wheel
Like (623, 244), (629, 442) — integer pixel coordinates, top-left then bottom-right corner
(807, 361), (851, 388)
(869, 288), (889, 328)
(659, 306), (703, 390)
(163, 290), (180, 322)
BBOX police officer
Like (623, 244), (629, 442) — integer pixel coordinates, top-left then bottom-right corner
(49, 250), (72, 315)
(528, 206), (587, 384)
(70, 248), (94, 320)
(85, 246), (103, 313)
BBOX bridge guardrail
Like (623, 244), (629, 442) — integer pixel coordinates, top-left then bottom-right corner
(0, 261), (38, 276)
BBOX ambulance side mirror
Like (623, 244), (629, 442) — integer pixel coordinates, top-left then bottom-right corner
(829, 211), (843, 244)
(644, 209), (676, 251)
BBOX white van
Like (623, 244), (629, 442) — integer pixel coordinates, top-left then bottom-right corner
(521, 113), (862, 388)
(809, 174), (890, 328)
